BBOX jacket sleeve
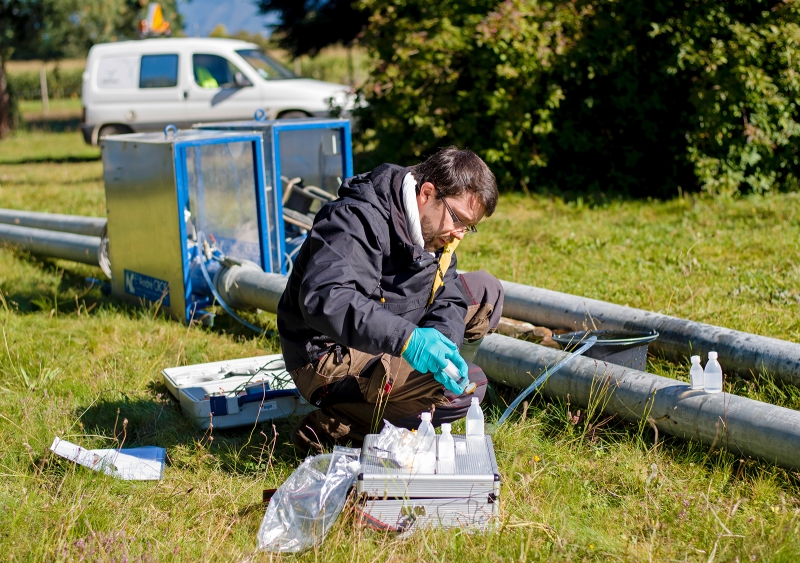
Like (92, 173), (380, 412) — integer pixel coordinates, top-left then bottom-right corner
(298, 203), (418, 356)
(418, 252), (467, 346)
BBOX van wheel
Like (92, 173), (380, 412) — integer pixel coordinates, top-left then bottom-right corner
(278, 111), (308, 119)
(98, 124), (132, 139)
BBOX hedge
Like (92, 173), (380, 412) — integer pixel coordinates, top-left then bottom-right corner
(7, 67), (84, 100)
(355, 0), (800, 197)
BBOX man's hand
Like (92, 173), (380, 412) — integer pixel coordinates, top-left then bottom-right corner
(402, 328), (469, 394)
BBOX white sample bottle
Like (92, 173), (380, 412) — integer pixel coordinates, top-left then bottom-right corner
(465, 397), (484, 437)
(704, 351), (723, 393)
(689, 355), (704, 390)
(438, 423), (455, 460)
(417, 412), (436, 454)
(437, 423), (455, 474)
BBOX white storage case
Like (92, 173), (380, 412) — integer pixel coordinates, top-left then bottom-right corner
(357, 434), (500, 530)
(162, 354), (314, 429)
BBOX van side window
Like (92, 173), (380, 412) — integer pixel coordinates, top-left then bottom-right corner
(193, 54), (248, 89)
(140, 54), (179, 88)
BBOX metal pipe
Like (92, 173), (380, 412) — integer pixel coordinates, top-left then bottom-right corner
(0, 223), (101, 266)
(477, 334), (800, 470)
(501, 280), (800, 385)
(213, 263), (288, 314)
(0, 209), (107, 238)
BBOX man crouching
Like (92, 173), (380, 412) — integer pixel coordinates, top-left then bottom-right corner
(277, 147), (504, 453)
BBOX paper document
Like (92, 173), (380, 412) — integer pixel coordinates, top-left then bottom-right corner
(50, 437), (165, 480)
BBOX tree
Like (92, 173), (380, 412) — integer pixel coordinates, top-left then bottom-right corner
(357, 0), (800, 196)
(1, 1), (48, 137)
(256, 0), (369, 57)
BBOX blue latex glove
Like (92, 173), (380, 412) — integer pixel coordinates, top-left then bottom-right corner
(402, 328), (469, 395)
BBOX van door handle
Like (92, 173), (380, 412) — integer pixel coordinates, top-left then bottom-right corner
(183, 91), (188, 99)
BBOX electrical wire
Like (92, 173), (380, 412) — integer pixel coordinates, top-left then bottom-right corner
(194, 246), (273, 336)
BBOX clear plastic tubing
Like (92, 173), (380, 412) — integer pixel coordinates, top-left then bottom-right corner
(704, 351), (723, 393)
(690, 355), (704, 390)
(465, 397), (484, 436)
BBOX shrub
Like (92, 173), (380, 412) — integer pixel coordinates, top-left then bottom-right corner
(356, 0), (800, 197)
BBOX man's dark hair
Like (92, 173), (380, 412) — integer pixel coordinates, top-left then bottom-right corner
(411, 147), (498, 217)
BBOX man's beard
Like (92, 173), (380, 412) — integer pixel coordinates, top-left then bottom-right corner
(420, 215), (439, 252)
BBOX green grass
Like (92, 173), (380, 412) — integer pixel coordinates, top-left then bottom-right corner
(0, 131), (99, 165)
(1, 130), (800, 561)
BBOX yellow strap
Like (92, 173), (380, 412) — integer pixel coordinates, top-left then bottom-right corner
(428, 238), (460, 305)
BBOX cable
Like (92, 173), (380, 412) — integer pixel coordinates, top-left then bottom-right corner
(195, 251), (273, 337)
(497, 336), (597, 426)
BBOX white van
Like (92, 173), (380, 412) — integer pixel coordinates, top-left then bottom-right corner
(81, 37), (354, 145)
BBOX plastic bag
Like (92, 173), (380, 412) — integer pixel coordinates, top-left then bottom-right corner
(256, 446), (360, 553)
(367, 420), (435, 473)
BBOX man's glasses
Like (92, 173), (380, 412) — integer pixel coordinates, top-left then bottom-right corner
(439, 192), (478, 235)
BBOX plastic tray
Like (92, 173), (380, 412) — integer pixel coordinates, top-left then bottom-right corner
(162, 354), (315, 429)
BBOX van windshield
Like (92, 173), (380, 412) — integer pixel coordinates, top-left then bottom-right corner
(236, 49), (296, 80)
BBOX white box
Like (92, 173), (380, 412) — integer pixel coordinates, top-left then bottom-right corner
(162, 354), (315, 429)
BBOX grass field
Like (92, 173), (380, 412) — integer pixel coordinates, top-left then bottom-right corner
(1, 130), (800, 561)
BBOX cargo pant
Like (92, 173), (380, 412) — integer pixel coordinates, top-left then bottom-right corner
(289, 270), (504, 453)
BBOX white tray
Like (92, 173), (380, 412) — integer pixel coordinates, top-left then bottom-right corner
(162, 354), (315, 429)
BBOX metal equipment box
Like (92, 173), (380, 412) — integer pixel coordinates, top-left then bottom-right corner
(162, 354), (314, 429)
(102, 129), (285, 322)
(357, 434), (500, 530)
(194, 117), (353, 257)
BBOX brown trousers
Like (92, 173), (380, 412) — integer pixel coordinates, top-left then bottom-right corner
(289, 270), (504, 452)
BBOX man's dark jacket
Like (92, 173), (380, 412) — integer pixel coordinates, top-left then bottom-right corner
(277, 164), (467, 372)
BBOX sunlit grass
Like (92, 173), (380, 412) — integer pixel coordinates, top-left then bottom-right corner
(1, 131), (799, 561)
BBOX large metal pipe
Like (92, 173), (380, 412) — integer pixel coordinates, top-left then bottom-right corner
(0, 223), (101, 266)
(213, 263), (289, 313)
(477, 334), (800, 470)
(0, 209), (107, 238)
(501, 281), (800, 385)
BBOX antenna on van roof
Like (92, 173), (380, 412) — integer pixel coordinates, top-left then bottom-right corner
(138, 3), (172, 38)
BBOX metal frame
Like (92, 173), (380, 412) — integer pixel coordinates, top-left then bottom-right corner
(171, 132), (271, 322)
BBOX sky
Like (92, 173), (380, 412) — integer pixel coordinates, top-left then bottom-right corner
(177, 0), (278, 37)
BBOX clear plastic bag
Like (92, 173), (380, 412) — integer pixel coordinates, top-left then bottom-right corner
(367, 420), (435, 473)
(256, 446), (360, 553)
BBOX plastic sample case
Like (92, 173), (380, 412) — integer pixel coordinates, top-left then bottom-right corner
(357, 434), (500, 530)
(162, 354), (314, 429)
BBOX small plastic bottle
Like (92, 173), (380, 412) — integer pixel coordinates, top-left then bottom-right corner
(704, 351), (723, 393)
(442, 360), (466, 387)
(689, 355), (704, 390)
(465, 397), (484, 437)
(437, 423), (455, 474)
(416, 412), (436, 454)
(438, 423), (455, 460)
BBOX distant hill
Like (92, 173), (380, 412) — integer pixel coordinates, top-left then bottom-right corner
(178, 0), (277, 37)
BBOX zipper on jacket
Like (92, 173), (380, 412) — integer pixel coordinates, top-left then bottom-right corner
(376, 281), (385, 303)
(334, 344), (343, 364)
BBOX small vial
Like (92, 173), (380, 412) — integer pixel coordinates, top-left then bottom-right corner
(689, 355), (704, 390)
(704, 351), (723, 393)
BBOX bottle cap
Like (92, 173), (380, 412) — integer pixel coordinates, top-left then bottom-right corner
(691, 355), (701, 363)
(441, 423), (451, 432)
(708, 351), (718, 359)
(421, 412), (431, 421)
(471, 397), (479, 405)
